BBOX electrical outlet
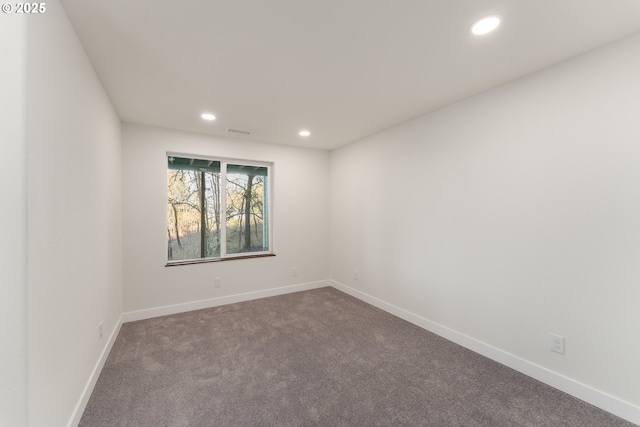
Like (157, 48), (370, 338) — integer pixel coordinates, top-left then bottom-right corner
(549, 333), (565, 354)
(214, 277), (222, 288)
(353, 270), (358, 281)
(98, 322), (103, 340)
(293, 267), (298, 277)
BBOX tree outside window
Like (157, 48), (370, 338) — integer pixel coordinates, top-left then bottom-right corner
(167, 156), (271, 263)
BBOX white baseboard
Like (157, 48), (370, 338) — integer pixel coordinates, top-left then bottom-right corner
(330, 280), (640, 426)
(123, 280), (330, 323)
(67, 313), (124, 427)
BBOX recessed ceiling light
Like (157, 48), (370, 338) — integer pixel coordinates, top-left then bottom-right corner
(299, 130), (311, 137)
(471, 16), (501, 36)
(201, 113), (216, 121)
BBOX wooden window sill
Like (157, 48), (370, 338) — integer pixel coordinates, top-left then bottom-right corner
(166, 253), (275, 267)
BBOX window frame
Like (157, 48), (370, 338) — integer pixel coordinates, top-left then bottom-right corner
(166, 152), (275, 266)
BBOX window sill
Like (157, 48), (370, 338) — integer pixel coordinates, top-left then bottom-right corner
(165, 253), (275, 267)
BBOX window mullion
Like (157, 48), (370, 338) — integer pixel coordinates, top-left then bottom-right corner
(263, 168), (269, 250)
(200, 172), (206, 258)
(220, 162), (227, 258)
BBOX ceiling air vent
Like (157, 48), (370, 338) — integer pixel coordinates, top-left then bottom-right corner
(226, 128), (252, 135)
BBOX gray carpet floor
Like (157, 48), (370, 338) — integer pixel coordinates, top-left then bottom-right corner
(80, 287), (634, 426)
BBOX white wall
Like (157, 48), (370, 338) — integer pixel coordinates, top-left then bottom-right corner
(25, 1), (123, 425)
(10, 2), (638, 424)
(0, 14), (28, 427)
(122, 124), (330, 312)
(331, 32), (640, 416)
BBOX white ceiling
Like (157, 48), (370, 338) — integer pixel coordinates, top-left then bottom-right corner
(59, 0), (640, 150)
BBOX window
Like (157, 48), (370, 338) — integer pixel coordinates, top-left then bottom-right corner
(167, 155), (272, 264)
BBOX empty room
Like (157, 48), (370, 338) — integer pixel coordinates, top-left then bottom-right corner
(2, 0), (640, 426)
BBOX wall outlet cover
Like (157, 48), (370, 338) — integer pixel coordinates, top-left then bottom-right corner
(550, 333), (565, 354)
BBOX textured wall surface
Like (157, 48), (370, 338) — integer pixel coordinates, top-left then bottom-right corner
(26, 1), (123, 425)
(331, 33), (640, 410)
